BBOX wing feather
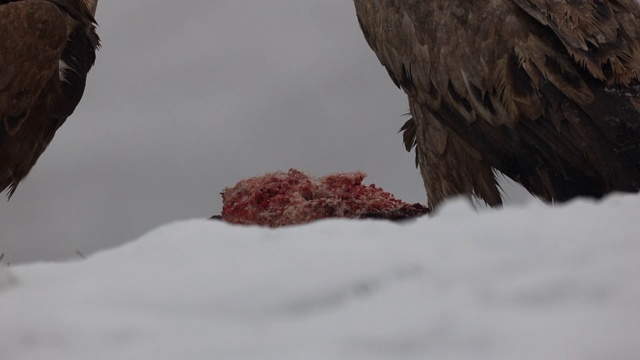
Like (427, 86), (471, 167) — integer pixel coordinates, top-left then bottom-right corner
(0, 1), (66, 136)
(354, 0), (640, 208)
(513, 0), (640, 85)
(0, 1), (68, 194)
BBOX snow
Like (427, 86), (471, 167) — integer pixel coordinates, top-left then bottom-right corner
(1, 1), (638, 358)
(2, 194), (640, 359)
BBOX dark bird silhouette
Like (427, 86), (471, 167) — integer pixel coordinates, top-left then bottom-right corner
(354, 0), (640, 209)
(0, 0), (99, 197)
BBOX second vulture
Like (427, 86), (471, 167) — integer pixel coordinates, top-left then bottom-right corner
(354, 0), (640, 209)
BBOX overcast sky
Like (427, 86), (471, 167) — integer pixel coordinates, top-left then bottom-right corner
(0, 0), (533, 263)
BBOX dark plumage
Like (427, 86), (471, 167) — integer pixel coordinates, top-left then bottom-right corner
(0, 0), (99, 197)
(354, 0), (640, 209)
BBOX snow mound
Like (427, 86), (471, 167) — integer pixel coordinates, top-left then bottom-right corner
(1, 194), (640, 359)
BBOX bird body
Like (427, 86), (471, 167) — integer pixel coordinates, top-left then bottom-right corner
(0, 0), (98, 197)
(354, 0), (640, 209)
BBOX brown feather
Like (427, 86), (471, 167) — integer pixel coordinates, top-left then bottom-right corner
(354, 0), (640, 209)
(0, 0), (99, 197)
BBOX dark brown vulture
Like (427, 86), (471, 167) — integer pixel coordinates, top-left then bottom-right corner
(354, 0), (640, 209)
(0, 0), (99, 197)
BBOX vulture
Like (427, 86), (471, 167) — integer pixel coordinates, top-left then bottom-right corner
(354, 0), (640, 209)
(0, 0), (99, 197)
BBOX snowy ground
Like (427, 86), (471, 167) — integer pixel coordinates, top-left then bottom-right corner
(1, 3), (639, 357)
(2, 194), (639, 359)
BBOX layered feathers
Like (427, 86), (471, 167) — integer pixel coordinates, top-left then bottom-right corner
(0, 0), (99, 196)
(354, 0), (640, 209)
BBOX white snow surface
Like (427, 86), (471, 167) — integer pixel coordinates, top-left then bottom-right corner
(2, 195), (640, 359)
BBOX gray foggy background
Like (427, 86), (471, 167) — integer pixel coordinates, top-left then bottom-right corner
(0, 0), (533, 263)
